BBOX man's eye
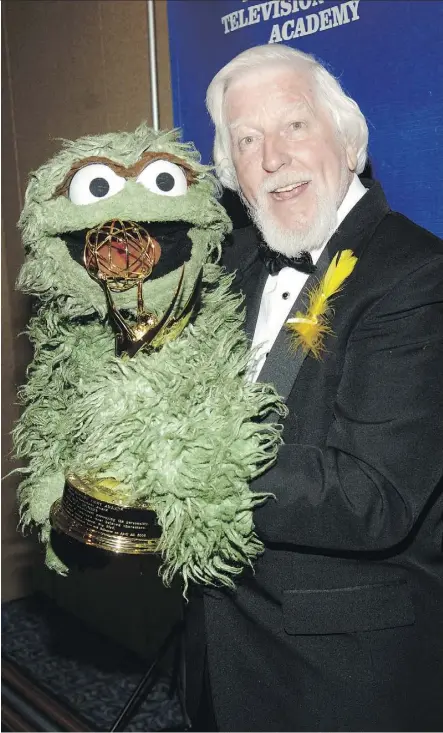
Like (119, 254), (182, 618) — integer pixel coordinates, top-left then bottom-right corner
(289, 121), (303, 131)
(239, 135), (255, 150)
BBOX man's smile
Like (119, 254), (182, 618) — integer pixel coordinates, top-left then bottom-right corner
(269, 180), (310, 201)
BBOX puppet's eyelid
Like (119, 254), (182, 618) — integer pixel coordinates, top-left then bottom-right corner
(68, 164), (125, 205)
(136, 160), (188, 197)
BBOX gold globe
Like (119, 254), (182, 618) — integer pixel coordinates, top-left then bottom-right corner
(84, 219), (160, 292)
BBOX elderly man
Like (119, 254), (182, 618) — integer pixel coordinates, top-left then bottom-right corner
(186, 44), (443, 732)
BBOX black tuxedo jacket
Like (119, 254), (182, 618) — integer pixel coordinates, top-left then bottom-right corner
(187, 181), (443, 732)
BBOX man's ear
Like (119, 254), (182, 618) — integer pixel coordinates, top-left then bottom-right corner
(346, 145), (358, 172)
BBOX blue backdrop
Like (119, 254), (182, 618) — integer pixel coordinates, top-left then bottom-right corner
(167, 0), (443, 236)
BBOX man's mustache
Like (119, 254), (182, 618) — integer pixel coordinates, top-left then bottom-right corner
(259, 173), (311, 195)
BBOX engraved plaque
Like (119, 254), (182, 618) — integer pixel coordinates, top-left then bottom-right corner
(50, 474), (161, 554)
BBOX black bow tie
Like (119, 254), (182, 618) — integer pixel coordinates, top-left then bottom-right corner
(256, 236), (316, 275)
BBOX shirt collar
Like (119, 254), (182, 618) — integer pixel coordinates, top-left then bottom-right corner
(337, 174), (367, 228)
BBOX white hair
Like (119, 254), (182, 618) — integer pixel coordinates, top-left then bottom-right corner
(206, 44), (369, 190)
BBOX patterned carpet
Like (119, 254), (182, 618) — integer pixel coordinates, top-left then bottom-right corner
(1, 593), (184, 731)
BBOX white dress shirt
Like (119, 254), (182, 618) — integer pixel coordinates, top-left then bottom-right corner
(248, 175), (367, 382)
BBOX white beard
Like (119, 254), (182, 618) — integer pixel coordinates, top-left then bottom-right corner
(243, 182), (339, 258)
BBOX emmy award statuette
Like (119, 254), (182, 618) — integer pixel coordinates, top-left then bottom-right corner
(49, 219), (201, 558)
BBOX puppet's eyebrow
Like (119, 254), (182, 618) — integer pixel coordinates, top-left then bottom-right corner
(53, 152), (197, 198)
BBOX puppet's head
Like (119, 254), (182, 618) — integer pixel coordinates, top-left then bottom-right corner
(18, 123), (231, 354)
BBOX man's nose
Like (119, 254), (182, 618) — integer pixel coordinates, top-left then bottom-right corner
(262, 134), (291, 173)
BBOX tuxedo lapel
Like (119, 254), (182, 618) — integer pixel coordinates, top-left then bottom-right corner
(257, 244), (332, 398)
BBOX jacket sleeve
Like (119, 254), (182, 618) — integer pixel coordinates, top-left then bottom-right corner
(252, 257), (443, 551)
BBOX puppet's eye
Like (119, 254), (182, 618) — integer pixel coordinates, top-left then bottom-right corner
(68, 164), (126, 205)
(136, 160), (188, 197)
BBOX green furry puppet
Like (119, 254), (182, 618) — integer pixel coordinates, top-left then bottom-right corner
(13, 123), (285, 591)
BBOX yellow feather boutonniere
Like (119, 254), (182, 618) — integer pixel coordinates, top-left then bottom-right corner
(286, 249), (358, 358)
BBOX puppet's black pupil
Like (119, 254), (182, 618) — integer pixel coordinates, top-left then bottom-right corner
(156, 172), (175, 192)
(90, 178), (110, 197)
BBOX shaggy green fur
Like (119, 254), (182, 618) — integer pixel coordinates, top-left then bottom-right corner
(14, 123), (285, 590)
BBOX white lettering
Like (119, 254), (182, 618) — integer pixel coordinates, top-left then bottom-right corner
(261, 0), (361, 44)
(273, 0), (282, 18)
(282, 19), (295, 39)
(237, 8), (249, 27)
(230, 11), (241, 30)
(347, 0), (360, 22)
(318, 7), (333, 30)
(268, 22), (282, 42)
(280, 0), (293, 17)
(305, 12), (320, 34)
(331, 3), (349, 26)
(262, 1), (275, 22)
(294, 16), (307, 37)
(248, 4), (261, 24)
(221, 14), (231, 33)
